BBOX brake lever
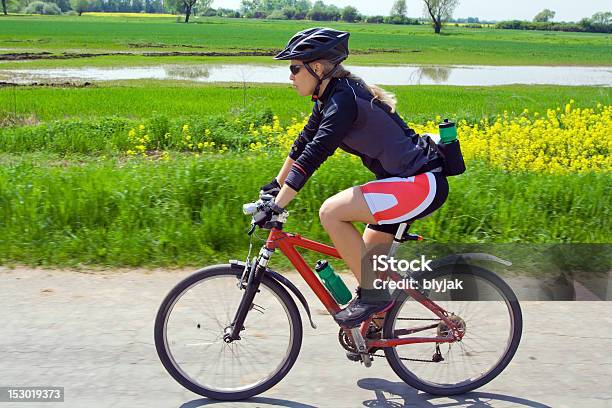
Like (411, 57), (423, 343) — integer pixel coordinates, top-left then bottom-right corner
(247, 223), (256, 236)
(259, 193), (276, 202)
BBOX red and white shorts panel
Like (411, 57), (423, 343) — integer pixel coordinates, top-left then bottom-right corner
(359, 172), (438, 225)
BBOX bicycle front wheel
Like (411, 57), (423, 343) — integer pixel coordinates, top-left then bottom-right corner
(383, 265), (522, 396)
(154, 265), (302, 401)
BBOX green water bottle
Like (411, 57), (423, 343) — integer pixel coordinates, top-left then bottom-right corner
(439, 119), (457, 144)
(315, 260), (352, 305)
(437, 118), (466, 176)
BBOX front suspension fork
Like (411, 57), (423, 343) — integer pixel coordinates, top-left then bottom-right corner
(224, 247), (273, 342)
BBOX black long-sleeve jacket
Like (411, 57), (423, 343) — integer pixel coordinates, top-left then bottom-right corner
(285, 77), (439, 191)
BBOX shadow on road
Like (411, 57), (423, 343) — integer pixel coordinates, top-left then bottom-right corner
(358, 378), (552, 407)
(179, 396), (317, 408)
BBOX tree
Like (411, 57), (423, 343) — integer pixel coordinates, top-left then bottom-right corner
(307, 1), (339, 21)
(365, 15), (384, 23)
(181, 0), (197, 22)
(47, 0), (70, 11)
(69, 0), (92, 15)
(240, 0), (261, 16)
(42, 1), (61, 13)
(2, 0), (7, 15)
(390, 0), (406, 17)
(341, 5), (358, 22)
(261, 0), (283, 12)
(423, 0), (459, 33)
(533, 9), (555, 22)
(132, 0), (143, 12)
(293, 0), (310, 18)
(590, 11), (611, 26)
(166, 0), (211, 22)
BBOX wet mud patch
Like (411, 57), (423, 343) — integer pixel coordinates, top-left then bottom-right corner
(2, 38), (51, 44)
(0, 52), (55, 60)
(127, 42), (209, 49)
(354, 48), (403, 54)
(0, 81), (93, 88)
(0, 48), (408, 61)
(0, 50), (279, 61)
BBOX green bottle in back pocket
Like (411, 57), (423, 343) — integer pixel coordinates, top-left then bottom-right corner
(439, 118), (457, 143)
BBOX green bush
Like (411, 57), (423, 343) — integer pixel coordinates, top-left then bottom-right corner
(266, 9), (288, 20)
(365, 15), (384, 24)
(495, 19), (610, 33)
(23, 1), (61, 14)
(42, 2), (61, 14)
(23, 1), (46, 14)
(0, 108), (277, 155)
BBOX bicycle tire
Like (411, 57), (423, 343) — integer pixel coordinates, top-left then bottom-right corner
(154, 264), (303, 401)
(383, 264), (522, 396)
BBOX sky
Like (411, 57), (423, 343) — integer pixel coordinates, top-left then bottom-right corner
(210, 0), (609, 22)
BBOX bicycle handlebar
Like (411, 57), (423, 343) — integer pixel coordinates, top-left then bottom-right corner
(242, 202), (259, 216)
(243, 193), (289, 229)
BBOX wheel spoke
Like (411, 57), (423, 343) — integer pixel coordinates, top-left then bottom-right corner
(385, 269), (521, 393)
(156, 268), (301, 398)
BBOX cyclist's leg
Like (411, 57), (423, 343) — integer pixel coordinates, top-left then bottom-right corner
(319, 172), (447, 284)
(319, 186), (376, 285)
(363, 228), (396, 329)
(363, 227), (395, 252)
(330, 172), (448, 326)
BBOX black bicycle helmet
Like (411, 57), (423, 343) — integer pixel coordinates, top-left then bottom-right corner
(275, 27), (350, 101)
(274, 27), (350, 64)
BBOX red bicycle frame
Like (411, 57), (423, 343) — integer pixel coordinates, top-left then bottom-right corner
(264, 228), (464, 349)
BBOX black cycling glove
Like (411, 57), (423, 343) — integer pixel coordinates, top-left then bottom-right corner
(259, 178), (281, 197)
(253, 201), (285, 228)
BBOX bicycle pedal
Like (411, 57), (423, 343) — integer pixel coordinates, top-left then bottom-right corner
(345, 351), (361, 362)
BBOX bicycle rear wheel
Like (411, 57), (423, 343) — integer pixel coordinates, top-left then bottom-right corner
(154, 265), (302, 401)
(383, 265), (522, 395)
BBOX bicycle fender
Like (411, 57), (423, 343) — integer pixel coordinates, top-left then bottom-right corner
(431, 253), (512, 269)
(265, 269), (318, 330)
(229, 260), (317, 330)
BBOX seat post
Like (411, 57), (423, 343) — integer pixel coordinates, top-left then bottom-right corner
(387, 222), (409, 258)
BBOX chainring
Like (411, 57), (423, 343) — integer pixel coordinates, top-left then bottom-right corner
(338, 320), (384, 353)
(338, 328), (357, 352)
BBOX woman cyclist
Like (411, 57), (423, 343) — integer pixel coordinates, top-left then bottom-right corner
(256, 27), (449, 328)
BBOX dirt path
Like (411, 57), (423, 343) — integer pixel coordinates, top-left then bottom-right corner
(1, 266), (610, 407)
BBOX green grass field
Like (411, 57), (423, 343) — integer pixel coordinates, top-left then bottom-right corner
(0, 153), (608, 267)
(1, 82), (609, 125)
(0, 15), (611, 66)
(0, 83), (609, 266)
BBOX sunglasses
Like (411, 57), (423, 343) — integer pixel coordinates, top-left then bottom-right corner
(289, 64), (305, 75)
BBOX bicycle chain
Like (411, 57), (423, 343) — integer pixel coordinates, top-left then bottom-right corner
(371, 353), (436, 363)
(375, 317), (442, 321)
(370, 317), (443, 363)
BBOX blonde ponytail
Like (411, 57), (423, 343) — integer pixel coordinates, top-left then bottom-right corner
(323, 62), (398, 113)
